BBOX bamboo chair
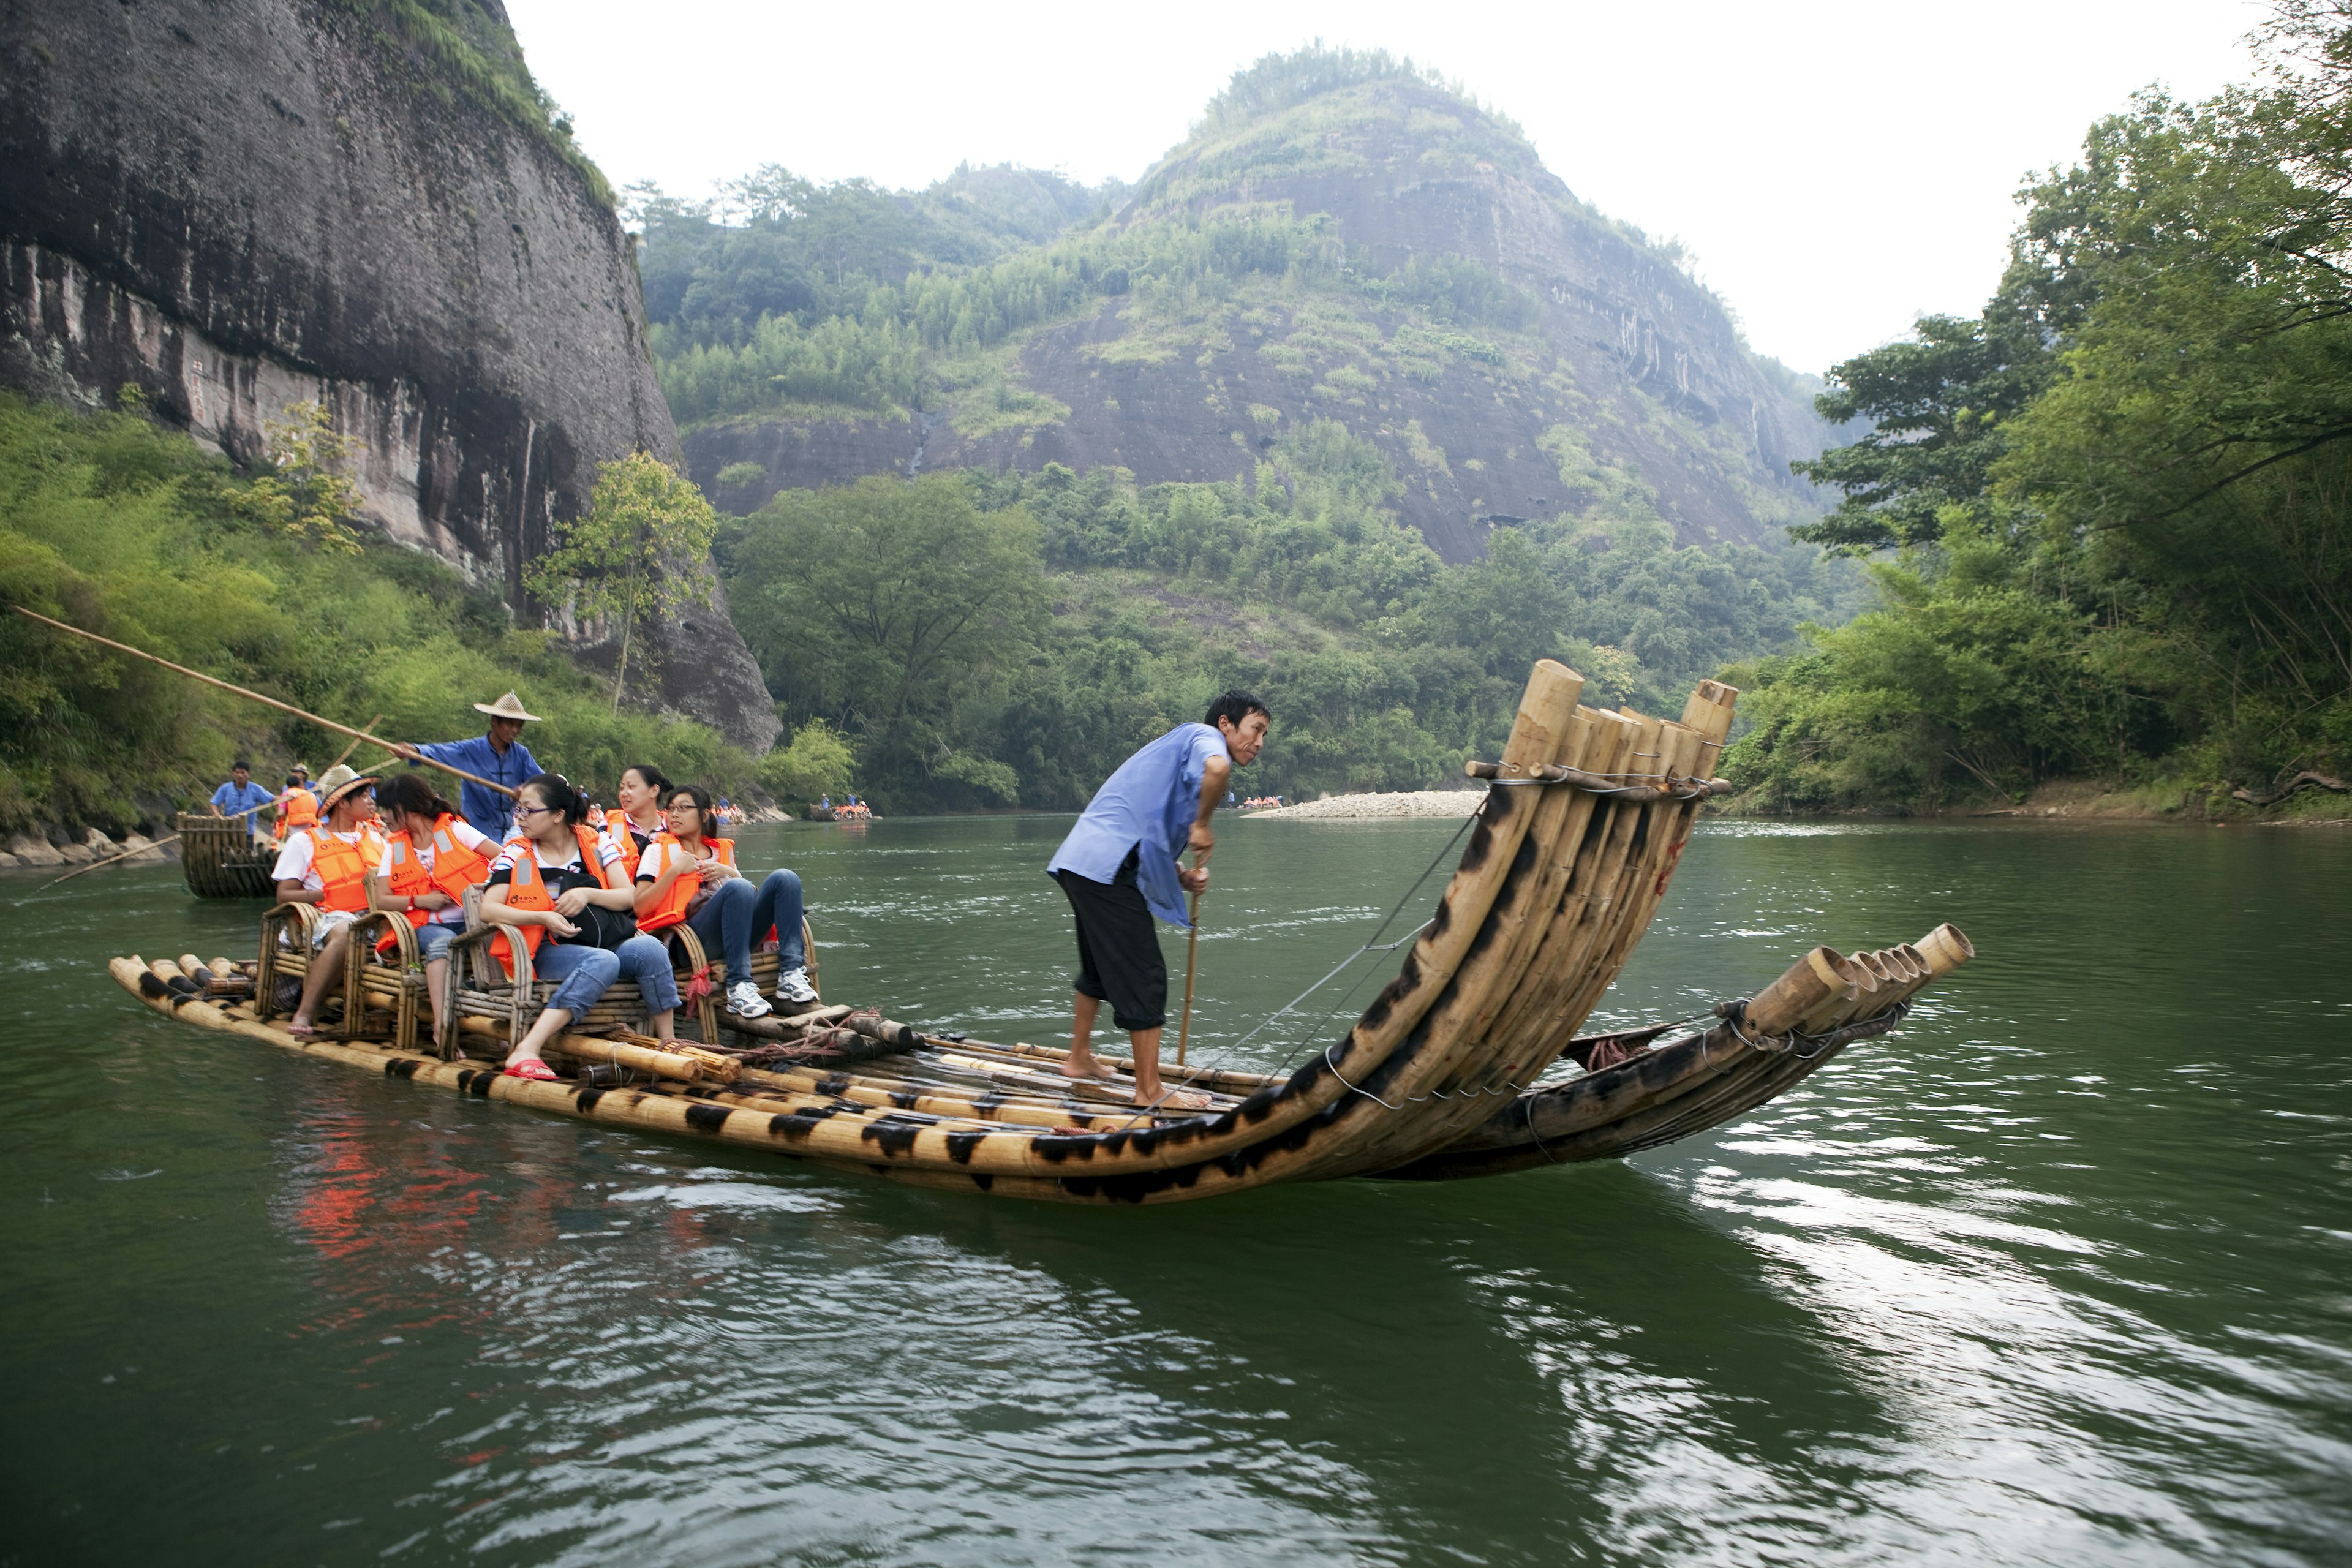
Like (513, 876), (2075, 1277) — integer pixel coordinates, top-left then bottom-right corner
(434, 896), (818, 1061)
(345, 910), (438, 1056)
(255, 902), (382, 1039)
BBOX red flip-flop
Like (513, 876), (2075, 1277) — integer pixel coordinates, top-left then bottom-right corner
(502, 1058), (559, 1082)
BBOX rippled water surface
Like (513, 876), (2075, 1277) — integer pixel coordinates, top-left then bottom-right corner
(2, 815), (2347, 1566)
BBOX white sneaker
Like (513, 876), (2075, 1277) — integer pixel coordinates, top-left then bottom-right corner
(774, 967), (818, 1006)
(726, 979), (772, 1019)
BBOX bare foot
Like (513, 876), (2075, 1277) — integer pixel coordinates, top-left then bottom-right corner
(287, 1017), (317, 1039)
(1142, 1088), (1212, 1111)
(1058, 1054), (1121, 1082)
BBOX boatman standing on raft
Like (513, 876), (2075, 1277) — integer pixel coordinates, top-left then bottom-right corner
(390, 691), (543, 844)
(1046, 690), (1270, 1110)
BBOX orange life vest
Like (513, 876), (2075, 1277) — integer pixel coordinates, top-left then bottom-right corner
(273, 786), (318, 843)
(377, 813), (492, 952)
(604, 812), (664, 882)
(636, 833), (736, 933)
(488, 825), (617, 977)
(303, 824), (379, 913)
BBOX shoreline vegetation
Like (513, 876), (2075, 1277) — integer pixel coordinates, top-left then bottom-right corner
(1716, 10), (2352, 816)
(0, 391), (760, 844)
(11, 32), (2348, 844)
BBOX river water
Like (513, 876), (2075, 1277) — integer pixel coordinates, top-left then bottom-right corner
(1, 815), (2346, 1566)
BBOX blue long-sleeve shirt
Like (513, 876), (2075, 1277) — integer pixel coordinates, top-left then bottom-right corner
(1047, 723), (1227, 927)
(410, 733), (540, 844)
(209, 779), (275, 818)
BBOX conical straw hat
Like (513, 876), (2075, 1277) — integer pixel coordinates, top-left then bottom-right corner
(472, 690), (541, 722)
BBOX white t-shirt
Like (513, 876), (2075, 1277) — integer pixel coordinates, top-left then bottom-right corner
(270, 827), (381, 894)
(487, 832), (627, 885)
(374, 818), (499, 926)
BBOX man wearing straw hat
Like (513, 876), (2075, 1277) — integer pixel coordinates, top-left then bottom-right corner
(393, 692), (543, 844)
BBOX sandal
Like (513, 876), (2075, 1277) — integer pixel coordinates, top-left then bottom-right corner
(502, 1058), (559, 1082)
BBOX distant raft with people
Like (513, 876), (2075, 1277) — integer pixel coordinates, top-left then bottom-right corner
(110, 663), (1975, 1205)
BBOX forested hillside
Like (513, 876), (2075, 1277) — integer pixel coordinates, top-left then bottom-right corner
(642, 48), (1831, 560)
(716, 420), (1860, 812)
(645, 49), (1865, 813)
(1722, 4), (2352, 816)
(0, 393), (750, 839)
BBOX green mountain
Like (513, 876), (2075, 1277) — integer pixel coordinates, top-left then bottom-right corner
(652, 49), (1834, 563)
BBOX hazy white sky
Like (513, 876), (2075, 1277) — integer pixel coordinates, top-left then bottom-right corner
(506, 0), (2267, 375)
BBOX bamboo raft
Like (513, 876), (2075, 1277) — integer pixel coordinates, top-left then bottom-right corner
(109, 663), (1976, 1204)
(176, 813), (275, 899)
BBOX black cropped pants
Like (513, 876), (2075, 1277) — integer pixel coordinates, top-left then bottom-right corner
(1054, 846), (1167, 1032)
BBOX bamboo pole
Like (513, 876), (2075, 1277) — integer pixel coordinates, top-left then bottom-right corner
(24, 797), (263, 894)
(1176, 850), (1201, 1068)
(10, 608), (516, 798)
(451, 1015), (733, 1084)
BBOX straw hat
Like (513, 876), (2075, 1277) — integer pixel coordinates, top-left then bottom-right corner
(314, 764), (379, 811)
(473, 690), (541, 723)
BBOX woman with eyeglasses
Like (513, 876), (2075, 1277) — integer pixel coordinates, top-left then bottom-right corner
(481, 772), (682, 1081)
(635, 783), (816, 1019)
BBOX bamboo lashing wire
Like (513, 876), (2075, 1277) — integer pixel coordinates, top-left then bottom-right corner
(1177, 846), (1202, 1068)
(10, 607), (518, 799)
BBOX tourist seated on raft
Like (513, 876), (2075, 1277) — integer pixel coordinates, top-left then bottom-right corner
(273, 768), (318, 844)
(480, 772), (683, 1083)
(635, 783), (816, 1019)
(369, 771), (500, 1050)
(273, 764), (386, 1039)
(601, 763), (671, 882)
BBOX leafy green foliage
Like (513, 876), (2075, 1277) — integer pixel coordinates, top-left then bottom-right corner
(1738, 20), (2352, 809)
(723, 423), (1858, 812)
(228, 402), (366, 554)
(723, 475), (1046, 809)
(524, 452), (718, 712)
(0, 393), (748, 835)
(757, 718), (858, 809)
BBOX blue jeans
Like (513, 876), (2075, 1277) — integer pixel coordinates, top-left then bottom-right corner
(680, 870), (804, 980)
(535, 935), (680, 1017)
(414, 922), (459, 963)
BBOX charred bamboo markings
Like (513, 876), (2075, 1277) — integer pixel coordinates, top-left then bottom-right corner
(104, 671), (1972, 1205)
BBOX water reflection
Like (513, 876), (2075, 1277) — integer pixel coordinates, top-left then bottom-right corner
(1, 820), (2347, 1564)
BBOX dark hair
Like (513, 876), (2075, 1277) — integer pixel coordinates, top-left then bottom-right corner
(520, 771), (593, 827)
(233, 759), (251, 772)
(665, 783), (714, 818)
(285, 774), (304, 788)
(619, 763), (671, 795)
(375, 770), (461, 825)
(1204, 690), (1270, 729)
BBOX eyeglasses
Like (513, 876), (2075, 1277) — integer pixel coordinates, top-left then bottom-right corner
(513, 803), (558, 820)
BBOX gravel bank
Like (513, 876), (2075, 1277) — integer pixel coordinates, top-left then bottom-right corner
(1243, 790), (1483, 821)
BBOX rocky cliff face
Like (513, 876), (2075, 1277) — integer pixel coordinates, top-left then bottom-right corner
(685, 74), (1830, 564)
(0, 0), (778, 748)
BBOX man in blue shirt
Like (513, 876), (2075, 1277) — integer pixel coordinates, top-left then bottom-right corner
(1047, 690), (1270, 1109)
(209, 761), (274, 831)
(390, 691), (541, 844)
